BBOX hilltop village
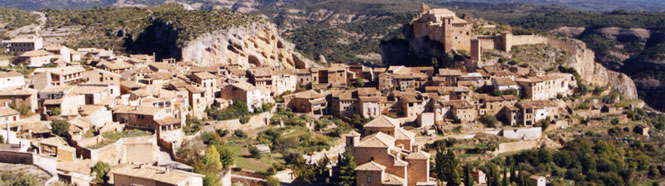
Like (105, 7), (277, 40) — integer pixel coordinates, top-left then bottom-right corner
(0, 4), (653, 186)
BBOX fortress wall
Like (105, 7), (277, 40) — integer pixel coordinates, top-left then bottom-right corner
(478, 38), (497, 50)
(546, 38), (580, 54)
(510, 35), (548, 47)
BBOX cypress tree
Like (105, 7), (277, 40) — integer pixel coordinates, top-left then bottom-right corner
(337, 150), (356, 186)
(464, 164), (474, 186)
(503, 168), (509, 186)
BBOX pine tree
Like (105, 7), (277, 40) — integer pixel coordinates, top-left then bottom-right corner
(503, 168), (509, 186)
(337, 150), (356, 186)
(464, 164), (474, 186)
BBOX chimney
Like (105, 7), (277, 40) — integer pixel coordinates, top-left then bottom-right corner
(413, 145), (420, 152)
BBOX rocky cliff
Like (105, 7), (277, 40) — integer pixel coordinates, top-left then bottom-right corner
(567, 40), (638, 99)
(181, 22), (312, 69)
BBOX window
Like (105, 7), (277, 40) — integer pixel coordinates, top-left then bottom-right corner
(367, 176), (371, 183)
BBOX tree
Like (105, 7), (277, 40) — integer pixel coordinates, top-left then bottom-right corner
(436, 149), (461, 185)
(194, 146), (223, 186)
(51, 119), (70, 137)
(487, 163), (501, 186)
(480, 115), (498, 128)
(215, 145), (235, 168)
(464, 164), (474, 186)
(92, 161), (110, 183)
(233, 130), (247, 138)
(351, 78), (364, 88)
(503, 168), (509, 186)
(337, 150), (356, 186)
(266, 176), (280, 186)
(239, 116), (250, 124)
(249, 145), (262, 158)
(51, 107), (61, 116)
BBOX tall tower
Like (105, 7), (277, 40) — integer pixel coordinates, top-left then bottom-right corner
(421, 3), (430, 14)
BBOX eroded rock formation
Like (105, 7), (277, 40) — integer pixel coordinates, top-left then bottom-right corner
(181, 22), (312, 69)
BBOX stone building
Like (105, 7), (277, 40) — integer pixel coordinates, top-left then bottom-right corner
(346, 115), (435, 186)
(220, 82), (273, 113)
(111, 164), (204, 186)
(0, 72), (25, 90)
(287, 90), (327, 115)
(3, 37), (43, 55)
(412, 4), (472, 52)
(516, 74), (573, 101)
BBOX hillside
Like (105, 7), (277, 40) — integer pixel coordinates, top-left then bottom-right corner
(0, 7), (40, 39)
(42, 4), (263, 59)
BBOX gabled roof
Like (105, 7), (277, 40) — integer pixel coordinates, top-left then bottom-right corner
(356, 132), (395, 148)
(20, 50), (54, 57)
(193, 72), (216, 80)
(293, 90), (325, 99)
(355, 161), (386, 171)
(155, 116), (180, 126)
(494, 77), (517, 86)
(111, 164), (204, 185)
(394, 128), (416, 141)
(0, 72), (23, 78)
(357, 87), (379, 96)
(231, 82), (258, 92)
(405, 151), (431, 160)
(364, 115), (400, 128)
(383, 173), (406, 185)
(0, 107), (19, 117)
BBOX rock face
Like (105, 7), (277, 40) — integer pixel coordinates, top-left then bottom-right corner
(181, 22), (311, 69)
(550, 39), (638, 99)
(549, 38), (638, 99)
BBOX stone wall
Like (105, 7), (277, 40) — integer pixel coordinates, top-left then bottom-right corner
(209, 111), (271, 131)
(80, 135), (157, 165)
(495, 140), (540, 155)
(0, 151), (57, 177)
(510, 35), (548, 46)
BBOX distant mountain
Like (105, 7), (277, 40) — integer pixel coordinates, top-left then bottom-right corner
(5, 0), (665, 11)
(430, 0), (665, 11)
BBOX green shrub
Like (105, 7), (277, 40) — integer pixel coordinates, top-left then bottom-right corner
(92, 161), (111, 183)
(239, 116), (250, 124)
(266, 176), (280, 186)
(51, 119), (70, 137)
(233, 130), (247, 138)
(480, 115), (498, 128)
(249, 145), (262, 159)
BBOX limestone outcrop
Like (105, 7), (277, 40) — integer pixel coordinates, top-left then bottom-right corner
(181, 22), (312, 69)
(559, 39), (638, 99)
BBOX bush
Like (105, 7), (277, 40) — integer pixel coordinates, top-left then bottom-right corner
(92, 161), (111, 183)
(51, 119), (70, 137)
(249, 145), (262, 159)
(611, 118), (620, 125)
(201, 131), (222, 145)
(184, 115), (202, 135)
(239, 116), (250, 124)
(51, 107), (61, 116)
(233, 130), (247, 138)
(208, 101), (250, 121)
(540, 119), (551, 131)
(216, 129), (228, 137)
(480, 115), (498, 128)
(266, 176), (280, 186)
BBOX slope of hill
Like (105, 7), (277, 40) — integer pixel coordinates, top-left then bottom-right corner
(43, 4), (263, 57)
